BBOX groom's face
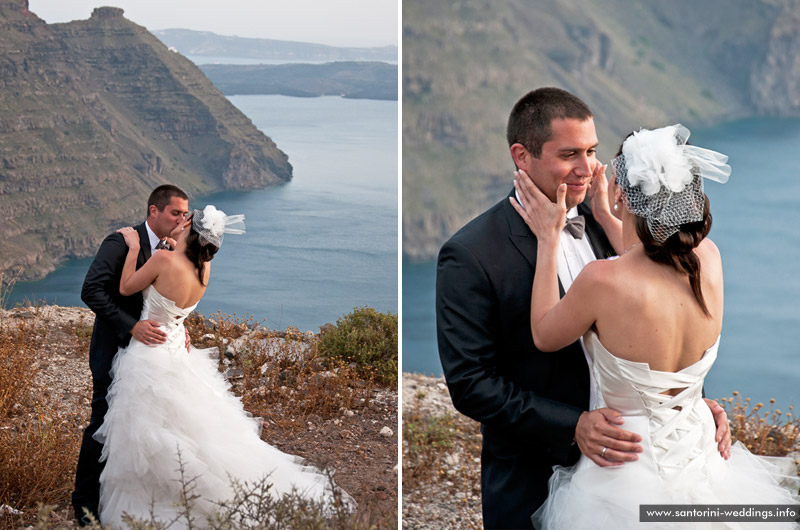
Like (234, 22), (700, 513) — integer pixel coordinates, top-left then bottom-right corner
(149, 196), (190, 239)
(524, 117), (599, 210)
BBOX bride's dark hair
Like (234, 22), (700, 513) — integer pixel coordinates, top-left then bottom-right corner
(184, 222), (218, 285)
(615, 139), (713, 317)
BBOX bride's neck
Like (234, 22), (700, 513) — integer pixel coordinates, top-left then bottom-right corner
(621, 213), (641, 253)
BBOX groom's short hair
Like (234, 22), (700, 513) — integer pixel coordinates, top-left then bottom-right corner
(147, 184), (188, 216)
(507, 87), (593, 158)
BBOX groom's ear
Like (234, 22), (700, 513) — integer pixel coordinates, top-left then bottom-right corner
(510, 143), (530, 171)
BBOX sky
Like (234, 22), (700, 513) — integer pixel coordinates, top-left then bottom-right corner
(27, 0), (398, 48)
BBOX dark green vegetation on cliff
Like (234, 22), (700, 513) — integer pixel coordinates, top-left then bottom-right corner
(201, 62), (398, 101)
(403, 0), (800, 260)
(154, 28), (398, 63)
(0, 1), (293, 281)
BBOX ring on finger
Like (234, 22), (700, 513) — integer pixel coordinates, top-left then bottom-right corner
(601, 447), (608, 458)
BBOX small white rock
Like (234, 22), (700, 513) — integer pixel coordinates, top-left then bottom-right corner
(379, 426), (393, 438)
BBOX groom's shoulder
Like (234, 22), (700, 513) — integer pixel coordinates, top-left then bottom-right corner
(97, 221), (144, 250)
(445, 195), (510, 248)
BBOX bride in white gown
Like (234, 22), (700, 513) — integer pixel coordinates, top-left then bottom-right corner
(93, 205), (354, 527)
(510, 124), (799, 529)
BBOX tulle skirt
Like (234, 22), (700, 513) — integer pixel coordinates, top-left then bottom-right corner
(94, 338), (352, 528)
(532, 414), (799, 529)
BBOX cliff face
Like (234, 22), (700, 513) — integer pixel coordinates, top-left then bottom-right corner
(402, 0), (798, 260)
(0, 1), (292, 280)
(751, 4), (800, 114)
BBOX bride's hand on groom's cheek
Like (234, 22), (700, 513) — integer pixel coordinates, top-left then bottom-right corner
(587, 163), (609, 211)
(509, 169), (566, 243)
(575, 408), (643, 467)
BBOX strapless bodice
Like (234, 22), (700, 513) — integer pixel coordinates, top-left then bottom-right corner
(139, 285), (198, 349)
(585, 330), (721, 482)
(585, 330), (719, 416)
(533, 332), (799, 529)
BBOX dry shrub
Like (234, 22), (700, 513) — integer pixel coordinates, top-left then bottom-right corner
(0, 318), (40, 417)
(0, 315), (82, 530)
(318, 307), (397, 387)
(185, 312), (377, 430)
(237, 328), (375, 430)
(720, 391), (800, 457)
(0, 267), (24, 310)
(402, 395), (481, 491)
(0, 413), (82, 519)
(29, 452), (378, 530)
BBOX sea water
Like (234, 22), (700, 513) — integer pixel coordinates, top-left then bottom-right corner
(7, 95), (398, 332)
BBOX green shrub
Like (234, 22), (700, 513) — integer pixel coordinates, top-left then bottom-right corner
(319, 307), (397, 387)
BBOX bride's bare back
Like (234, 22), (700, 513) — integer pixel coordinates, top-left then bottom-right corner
(117, 223), (210, 310)
(150, 250), (209, 309)
(590, 238), (723, 373)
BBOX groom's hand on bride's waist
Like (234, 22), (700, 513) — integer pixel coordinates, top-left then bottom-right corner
(575, 408), (643, 467)
(131, 320), (167, 346)
(704, 398), (732, 460)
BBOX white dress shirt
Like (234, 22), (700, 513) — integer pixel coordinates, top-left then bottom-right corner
(144, 221), (162, 255)
(557, 207), (599, 409)
(514, 190), (600, 408)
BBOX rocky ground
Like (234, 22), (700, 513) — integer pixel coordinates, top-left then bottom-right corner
(0, 305), (398, 528)
(402, 373), (482, 529)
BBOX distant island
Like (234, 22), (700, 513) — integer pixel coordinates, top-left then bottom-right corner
(153, 28), (397, 63)
(199, 62), (397, 101)
(0, 2), (292, 282)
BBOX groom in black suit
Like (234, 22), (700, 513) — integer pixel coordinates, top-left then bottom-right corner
(437, 88), (732, 529)
(72, 184), (189, 525)
(436, 88), (639, 529)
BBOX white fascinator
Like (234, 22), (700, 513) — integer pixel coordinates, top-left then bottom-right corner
(192, 205), (245, 247)
(611, 124), (730, 243)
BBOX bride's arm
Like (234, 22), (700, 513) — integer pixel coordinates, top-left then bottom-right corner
(510, 171), (602, 351)
(116, 227), (163, 296)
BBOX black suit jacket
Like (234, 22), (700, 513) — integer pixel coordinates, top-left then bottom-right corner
(81, 222), (151, 380)
(436, 189), (614, 528)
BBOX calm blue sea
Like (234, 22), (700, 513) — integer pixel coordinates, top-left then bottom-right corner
(7, 94), (398, 332)
(403, 117), (800, 408)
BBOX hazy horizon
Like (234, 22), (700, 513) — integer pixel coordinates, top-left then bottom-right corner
(27, 0), (398, 48)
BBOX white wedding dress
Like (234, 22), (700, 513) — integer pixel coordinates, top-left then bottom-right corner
(94, 286), (354, 527)
(533, 330), (799, 530)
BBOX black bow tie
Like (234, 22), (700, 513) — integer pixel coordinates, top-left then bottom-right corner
(155, 239), (170, 250)
(563, 215), (586, 239)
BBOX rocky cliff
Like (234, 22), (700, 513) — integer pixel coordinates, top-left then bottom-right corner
(403, 0), (800, 260)
(0, 1), (292, 281)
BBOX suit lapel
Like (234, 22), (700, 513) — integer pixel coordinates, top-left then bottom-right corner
(136, 222), (152, 263)
(504, 189), (566, 297)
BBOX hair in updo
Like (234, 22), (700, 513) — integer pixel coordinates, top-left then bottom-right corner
(615, 139), (713, 317)
(184, 223), (219, 285)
